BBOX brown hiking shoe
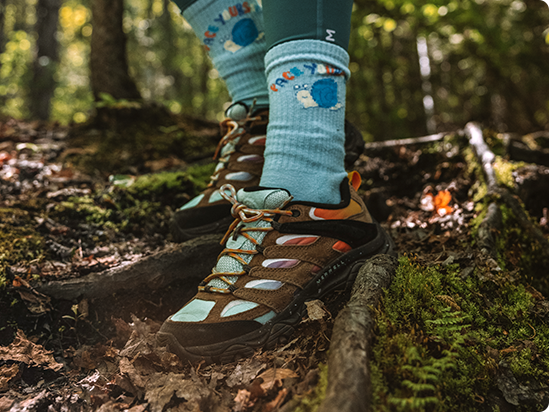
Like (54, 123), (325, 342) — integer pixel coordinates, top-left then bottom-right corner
(171, 107), (365, 242)
(171, 109), (268, 242)
(157, 172), (395, 363)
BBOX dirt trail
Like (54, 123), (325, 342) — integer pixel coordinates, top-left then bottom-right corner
(1, 118), (548, 411)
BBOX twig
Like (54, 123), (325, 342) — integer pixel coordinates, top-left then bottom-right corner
(364, 132), (449, 150)
(318, 255), (398, 412)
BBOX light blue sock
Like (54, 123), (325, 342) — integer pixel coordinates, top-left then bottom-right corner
(260, 40), (350, 204)
(182, 0), (269, 108)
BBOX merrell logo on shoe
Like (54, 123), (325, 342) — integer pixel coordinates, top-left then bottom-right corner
(316, 261), (344, 285)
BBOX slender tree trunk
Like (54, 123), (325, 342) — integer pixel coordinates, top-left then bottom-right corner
(30, 0), (60, 121)
(90, 0), (141, 101)
(0, 0), (6, 56)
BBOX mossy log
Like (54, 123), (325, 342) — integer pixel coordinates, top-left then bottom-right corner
(465, 122), (549, 257)
(318, 255), (398, 412)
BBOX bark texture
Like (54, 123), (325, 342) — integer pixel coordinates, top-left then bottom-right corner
(35, 235), (223, 300)
(319, 255), (398, 412)
(90, 0), (141, 101)
(30, 0), (60, 121)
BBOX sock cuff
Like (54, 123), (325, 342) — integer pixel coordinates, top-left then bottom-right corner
(265, 39), (350, 80)
(182, 0), (219, 26)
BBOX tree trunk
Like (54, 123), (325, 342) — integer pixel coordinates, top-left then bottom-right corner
(90, 0), (141, 101)
(30, 0), (60, 121)
(0, 0), (6, 56)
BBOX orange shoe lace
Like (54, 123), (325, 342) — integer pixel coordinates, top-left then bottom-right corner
(198, 184), (293, 294)
(208, 114), (263, 188)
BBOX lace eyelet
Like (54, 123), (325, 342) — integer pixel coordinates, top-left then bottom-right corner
(291, 210), (301, 217)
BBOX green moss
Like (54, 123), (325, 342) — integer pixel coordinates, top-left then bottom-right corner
(48, 163), (216, 241)
(0, 208), (45, 285)
(370, 257), (549, 411)
(293, 363), (329, 412)
(492, 157), (525, 189)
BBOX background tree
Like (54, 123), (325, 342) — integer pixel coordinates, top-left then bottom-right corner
(30, 0), (61, 120)
(89, 0), (141, 101)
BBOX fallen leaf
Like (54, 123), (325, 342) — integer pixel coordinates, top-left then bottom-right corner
(0, 331), (63, 371)
(234, 389), (254, 412)
(257, 368), (298, 392)
(0, 396), (15, 411)
(144, 372), (212, 412)
(305, 300), (330, 322)
(17, 390), (47, 410)
(263, 388), (288, 412)
(226, 358), (266, 388)
(0, 364), (20, 391)
(120, 357), (147, 389)
(15, 288), (52, 315)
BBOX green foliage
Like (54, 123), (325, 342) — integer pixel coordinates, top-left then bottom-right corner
(370, 257), (549, 411)
(50, 163), (215, 238)
(0, 208), (45, 286)
(1, 0), (548, 133)
(293, 364), (329, 412)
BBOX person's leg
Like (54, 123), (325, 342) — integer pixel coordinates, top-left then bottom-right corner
(158, 0), (395, 363)
(172, 0), (269, 109)
(260, 0), (353, 204)
(170, 0), (270, 241)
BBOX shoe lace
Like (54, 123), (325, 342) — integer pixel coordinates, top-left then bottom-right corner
(208, 113), (262, 188)
(198, 184), (293, 294)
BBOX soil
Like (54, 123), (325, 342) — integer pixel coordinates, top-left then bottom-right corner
(0, 115), (548, 411)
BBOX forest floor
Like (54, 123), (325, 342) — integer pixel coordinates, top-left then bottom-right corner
(0, 112), (549, 412)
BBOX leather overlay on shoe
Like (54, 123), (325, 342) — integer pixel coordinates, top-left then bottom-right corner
(157, 171), (396, 364)
(171, 109), (268, 242)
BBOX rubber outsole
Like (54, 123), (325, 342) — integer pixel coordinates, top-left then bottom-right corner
(157, 222), (396, 364)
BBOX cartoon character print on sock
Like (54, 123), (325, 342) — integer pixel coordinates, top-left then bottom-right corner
(269, 63), (345, 111)
(201, 1), (264, 53)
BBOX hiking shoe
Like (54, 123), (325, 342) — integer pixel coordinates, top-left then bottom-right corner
(157, 172), (395, 363)
(171, 107), (365, 243)
(171, 108), (268, 242)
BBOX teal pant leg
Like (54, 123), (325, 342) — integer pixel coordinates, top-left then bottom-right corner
(262, 0), (353, 51)
(171, 0), (197, 12)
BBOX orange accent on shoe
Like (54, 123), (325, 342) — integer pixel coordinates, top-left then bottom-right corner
(332, 241), (352, 253)
(311, 265), (322, 274)
(348, 171), (362, 191)
(311, 199), (363, 220)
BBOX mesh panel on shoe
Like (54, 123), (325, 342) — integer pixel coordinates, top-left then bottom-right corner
(206, 188), (292, 290)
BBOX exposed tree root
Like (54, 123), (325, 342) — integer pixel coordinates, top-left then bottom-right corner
(319, 255), (398, 412)
(34, 235), (223, 300)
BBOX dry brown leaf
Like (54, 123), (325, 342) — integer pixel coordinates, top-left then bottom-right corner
(0, 364), (20, 391)
(0, 396), (15, 411)
(0, 330), (63, 371)
(226, 358), (266, 388)
(120, 357), (147, 389)
(144, 372), (212, 412)
(435, 295), (461, 311)
(305, 300), (330, 322)
(125, 404), (148, 412)
(234, 389), (254, 412)
(257, 368), (298, 392)
(263, 388), (288, 412)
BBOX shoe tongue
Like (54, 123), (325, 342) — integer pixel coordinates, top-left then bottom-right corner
(237, 187), (292, 210)
(226, 103), (248, 120)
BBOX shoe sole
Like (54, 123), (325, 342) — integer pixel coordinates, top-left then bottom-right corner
(157, 222), (396, 364)
(170, 214), (234, 242)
